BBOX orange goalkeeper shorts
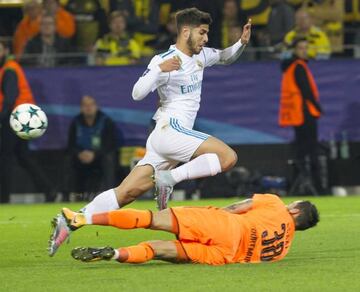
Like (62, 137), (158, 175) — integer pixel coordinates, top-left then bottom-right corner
(170, 206), (243, 265)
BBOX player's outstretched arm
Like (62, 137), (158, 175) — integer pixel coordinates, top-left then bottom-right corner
(132, 57), (180, 101)
(240, 19), (252, 45)
(217, 19), (252, 65)
(223, 198), (253, 214)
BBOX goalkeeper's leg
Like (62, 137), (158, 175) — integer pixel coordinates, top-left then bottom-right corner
(63, 208), (177, 234)
(71, 240), (188, 264)
(48, 165), (154, 256)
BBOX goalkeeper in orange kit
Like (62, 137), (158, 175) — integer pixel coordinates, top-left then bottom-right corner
(63, 194), (319, 265)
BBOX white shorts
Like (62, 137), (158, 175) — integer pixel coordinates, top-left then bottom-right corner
(137, 117), (210, 170)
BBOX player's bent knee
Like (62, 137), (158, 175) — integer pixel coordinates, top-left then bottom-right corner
(220, 150), (238, 172)
(150, 209), (173, 231)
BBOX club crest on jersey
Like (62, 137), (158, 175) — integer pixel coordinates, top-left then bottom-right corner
(174, 55), (182, 65)
(174, 55), (184, 71)
(196, 60), (204, 69)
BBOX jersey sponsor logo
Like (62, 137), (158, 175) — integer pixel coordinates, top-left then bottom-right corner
(244, 228), (258, 262)
(180, 81), (202, 94)
(196, 60), (204, 69)
(180, 73), (202, 94)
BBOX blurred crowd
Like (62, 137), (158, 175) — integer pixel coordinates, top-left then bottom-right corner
(0, 0), (359, 67)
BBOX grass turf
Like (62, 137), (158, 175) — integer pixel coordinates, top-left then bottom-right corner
(0, 197), (359, 292)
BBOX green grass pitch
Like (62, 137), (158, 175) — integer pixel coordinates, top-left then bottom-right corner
(0, 196), (359, 292)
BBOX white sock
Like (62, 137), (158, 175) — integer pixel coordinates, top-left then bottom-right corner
(170, 153), (222, 184)
(112, 249), (119, 260)
(81, 189), (119, 224)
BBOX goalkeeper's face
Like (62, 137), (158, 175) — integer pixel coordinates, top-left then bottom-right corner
(187, 24), (209, 55)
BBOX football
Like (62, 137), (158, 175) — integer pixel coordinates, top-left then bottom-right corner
(9, 103), (48, 140)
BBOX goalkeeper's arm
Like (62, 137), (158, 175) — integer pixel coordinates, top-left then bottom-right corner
(222, 199), (253, 214)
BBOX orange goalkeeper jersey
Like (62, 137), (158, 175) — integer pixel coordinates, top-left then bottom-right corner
(234, 194), (295, 263)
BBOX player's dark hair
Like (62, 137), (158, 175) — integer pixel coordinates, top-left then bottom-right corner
(295, 201), (319, 231)
(175, 7), (212, 33)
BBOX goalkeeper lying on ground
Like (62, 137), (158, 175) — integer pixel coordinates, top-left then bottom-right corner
(58, 194), (319, 265)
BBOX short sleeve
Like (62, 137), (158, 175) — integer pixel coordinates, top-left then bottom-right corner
(201, 47), (221, 67)
(142, 55), (170, 91)
(252, 194), (283, 209)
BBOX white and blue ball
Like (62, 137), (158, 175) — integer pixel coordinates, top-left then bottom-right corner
(9, 103), (48, 140)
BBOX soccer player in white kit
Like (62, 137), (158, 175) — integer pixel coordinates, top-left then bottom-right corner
(48, 8), (252, 256)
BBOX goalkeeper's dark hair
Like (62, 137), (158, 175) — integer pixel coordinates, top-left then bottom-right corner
(175, 7), (212, 33)
(295, 201), (319, 231)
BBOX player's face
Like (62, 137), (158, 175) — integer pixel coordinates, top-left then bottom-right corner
(287, 201), (302, 221)
(187, 24), (209, 54)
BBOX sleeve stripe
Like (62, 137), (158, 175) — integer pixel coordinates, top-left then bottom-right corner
(160, 49), (175, 58)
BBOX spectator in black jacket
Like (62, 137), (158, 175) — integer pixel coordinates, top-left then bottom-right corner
(22, 14), (72, 67)
(63, 95), (118, 201)
(279, 38), (323, 194)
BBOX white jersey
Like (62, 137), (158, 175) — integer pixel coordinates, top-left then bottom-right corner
(150, 45), (221, 128)
(132, 41), (245, 129)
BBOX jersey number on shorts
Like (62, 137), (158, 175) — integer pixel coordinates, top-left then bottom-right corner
(260, 223), (286, 261)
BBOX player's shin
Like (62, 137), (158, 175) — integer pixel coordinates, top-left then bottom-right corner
(115, 243), (155, 263)
(91, 209), (152, 229)
(170, 153), (221, 183)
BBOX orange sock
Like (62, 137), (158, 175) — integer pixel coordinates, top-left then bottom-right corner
(117, 243), (155, 263)
(92, 209), (152, 229)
